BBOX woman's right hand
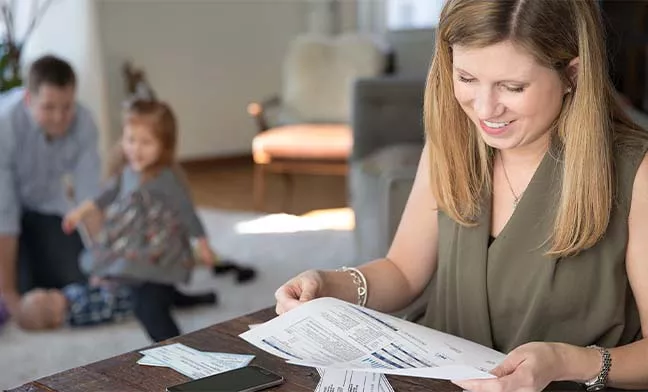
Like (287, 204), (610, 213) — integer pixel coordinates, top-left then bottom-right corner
(274, 270), (325, 315)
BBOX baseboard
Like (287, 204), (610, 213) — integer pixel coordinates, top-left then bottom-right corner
(180, 154), (253, 170)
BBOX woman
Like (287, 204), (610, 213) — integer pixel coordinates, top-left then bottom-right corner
(275, 0), (648, 391)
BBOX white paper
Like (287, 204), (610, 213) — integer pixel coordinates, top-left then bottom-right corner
(239, 297), (505, 381)
(316, 368), (394, 392)
(316, 369), (382, 392)
(138, 343), (254, 379)
(137, 356), (167, 367)
(137, 351), (254, 368)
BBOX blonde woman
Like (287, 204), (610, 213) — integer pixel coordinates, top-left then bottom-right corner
(275, 0), (648, 391)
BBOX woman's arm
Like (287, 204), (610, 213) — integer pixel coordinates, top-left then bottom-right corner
(553, 152), (648, 389)
(339, 143), (440, 313)
(275, 144), (440, 314)
(597, 152), (648, 389)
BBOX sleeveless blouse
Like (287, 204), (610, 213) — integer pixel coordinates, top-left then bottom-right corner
(423, 143), (647, 353)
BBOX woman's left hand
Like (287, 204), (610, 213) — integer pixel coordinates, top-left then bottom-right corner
(452, 342), (566, 392)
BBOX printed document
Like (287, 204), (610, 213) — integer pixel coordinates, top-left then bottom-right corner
(138, 343), (254, 379)
(240, 297), (505, 380)
(316, 368), (394, 392)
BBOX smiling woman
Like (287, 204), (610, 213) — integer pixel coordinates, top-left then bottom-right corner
(451, 41), (568, 152)
(276, 1), (648, 391)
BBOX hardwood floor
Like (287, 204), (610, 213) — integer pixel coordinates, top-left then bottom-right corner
(182, 158), (348, 215)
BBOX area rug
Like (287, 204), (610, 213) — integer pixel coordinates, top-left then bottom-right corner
(0, 208), (355, 389)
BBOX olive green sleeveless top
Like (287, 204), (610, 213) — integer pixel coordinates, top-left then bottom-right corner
(423, 143), (647, 353)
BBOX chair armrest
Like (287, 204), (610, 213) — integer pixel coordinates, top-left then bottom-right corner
(351, 77), (426, 161)
(247, 95), (281, 133)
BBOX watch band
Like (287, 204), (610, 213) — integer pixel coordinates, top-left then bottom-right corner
(584, 345), (611, 392)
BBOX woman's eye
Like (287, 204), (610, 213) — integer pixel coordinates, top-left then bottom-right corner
(505, 85), (525, 93)
(458, 75), (475, 83)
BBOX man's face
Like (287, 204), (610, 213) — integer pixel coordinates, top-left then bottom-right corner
(26, 84), (76, 138)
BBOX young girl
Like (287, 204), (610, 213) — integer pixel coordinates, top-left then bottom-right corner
(63, 99), (218, 342)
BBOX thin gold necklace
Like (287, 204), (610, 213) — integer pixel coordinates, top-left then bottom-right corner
(499, 153), (522, 208)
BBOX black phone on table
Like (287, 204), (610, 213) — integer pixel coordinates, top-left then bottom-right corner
(166, 365), (285, 392)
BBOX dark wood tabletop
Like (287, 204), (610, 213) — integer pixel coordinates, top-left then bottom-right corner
(8, 307), (587, 392)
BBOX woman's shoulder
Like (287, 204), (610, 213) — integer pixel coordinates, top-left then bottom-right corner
(613, 115), (648, 159)
(612, 126), (648, 206)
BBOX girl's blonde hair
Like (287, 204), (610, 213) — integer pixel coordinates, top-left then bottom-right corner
(107, 99), (179, 180)
(426, 0), (647, 257)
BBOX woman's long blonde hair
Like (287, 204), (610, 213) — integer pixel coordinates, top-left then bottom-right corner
(426, 0), (647, 257)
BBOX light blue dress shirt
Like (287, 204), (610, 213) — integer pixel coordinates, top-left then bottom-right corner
(0, 88), (101, 235)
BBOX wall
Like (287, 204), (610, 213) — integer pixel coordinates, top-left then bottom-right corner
(19, 0), (112, 160)
(308, 0), (358, 35)
(97, 0), (310, 160)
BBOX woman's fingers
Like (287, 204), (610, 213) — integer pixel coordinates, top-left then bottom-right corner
(274, 273), (321, 314)
(298, 278), (319, 301)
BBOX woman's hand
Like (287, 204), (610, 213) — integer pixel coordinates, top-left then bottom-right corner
(274, 270), (325, 315)
(452, 342), (568, 392)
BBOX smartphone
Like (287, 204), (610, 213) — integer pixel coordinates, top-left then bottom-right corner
(166, 365), (285, 392)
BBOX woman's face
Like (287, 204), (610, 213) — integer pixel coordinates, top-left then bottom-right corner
(452, 40), (569, 152)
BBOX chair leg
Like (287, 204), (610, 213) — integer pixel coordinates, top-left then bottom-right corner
(253, 164), (266, 212)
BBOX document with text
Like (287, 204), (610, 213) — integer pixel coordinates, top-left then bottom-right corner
(239, 297), (505, 380)
(138, 343), (254, 379)
(315, 368), (394, 392)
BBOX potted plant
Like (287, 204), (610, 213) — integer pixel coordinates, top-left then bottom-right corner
(0, 0), (56, 92)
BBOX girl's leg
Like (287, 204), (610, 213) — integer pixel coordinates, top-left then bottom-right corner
(172, 288), (217, 308)
(132, 282), (180, 342)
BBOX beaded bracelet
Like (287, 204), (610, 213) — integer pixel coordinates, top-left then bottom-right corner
(338, 266), (368, 307)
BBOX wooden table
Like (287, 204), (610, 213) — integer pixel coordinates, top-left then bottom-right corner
(9, 307), (588, 392)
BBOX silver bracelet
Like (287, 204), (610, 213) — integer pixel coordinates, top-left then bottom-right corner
(338, 267), (368, 307)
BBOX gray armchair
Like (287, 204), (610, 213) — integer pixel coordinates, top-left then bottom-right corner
(349, 77), (426, 263)
(348, 76), (431, 322)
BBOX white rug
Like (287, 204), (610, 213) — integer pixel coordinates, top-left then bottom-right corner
(0, 208), (355, 390)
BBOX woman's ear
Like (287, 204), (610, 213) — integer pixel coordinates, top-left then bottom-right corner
(565, 57), (580, 92)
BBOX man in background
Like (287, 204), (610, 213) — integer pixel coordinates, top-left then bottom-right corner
(0, 55), (101, 316)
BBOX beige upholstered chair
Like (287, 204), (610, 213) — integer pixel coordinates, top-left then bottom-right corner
(248, 33), (388, 211)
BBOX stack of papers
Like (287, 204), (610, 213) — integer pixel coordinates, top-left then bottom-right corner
(138, 343), (255, 379)
(240, 297), (506, 381)
(250, 322), (395, 392)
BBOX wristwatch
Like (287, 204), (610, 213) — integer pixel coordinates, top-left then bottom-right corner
(584, 345), (611, 392)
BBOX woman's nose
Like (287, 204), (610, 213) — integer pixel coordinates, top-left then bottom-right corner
(473, 88), (503, 119)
